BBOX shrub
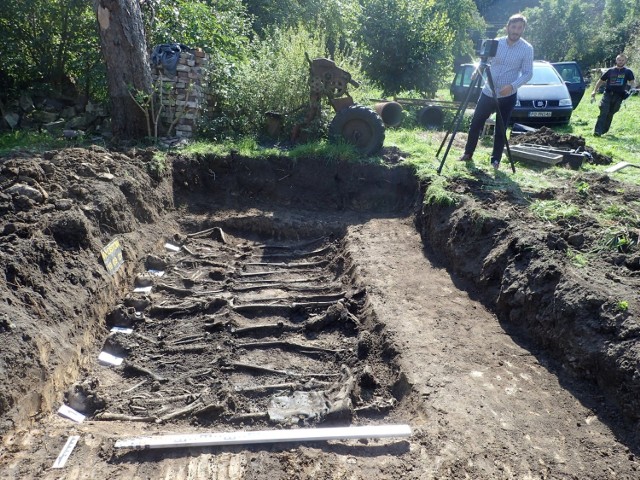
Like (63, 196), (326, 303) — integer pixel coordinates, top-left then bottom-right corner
(198, 24), (370, 141)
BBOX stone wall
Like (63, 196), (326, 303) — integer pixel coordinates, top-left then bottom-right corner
(151, 49), (209, 138)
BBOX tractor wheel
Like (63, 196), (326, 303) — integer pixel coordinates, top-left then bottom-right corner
(329, 105), (385, 156)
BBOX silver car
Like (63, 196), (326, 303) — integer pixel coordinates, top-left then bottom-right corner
(511, 60), (573, 126)
(450, 60), (574, 126)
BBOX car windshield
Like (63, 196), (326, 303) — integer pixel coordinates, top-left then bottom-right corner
(528, 65), (562, 85)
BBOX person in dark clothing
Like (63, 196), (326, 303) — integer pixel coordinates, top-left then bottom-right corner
(591, 54), (636, 136)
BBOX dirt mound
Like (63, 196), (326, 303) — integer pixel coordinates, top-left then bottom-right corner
(512, 126), (612, 164)
(0, 146), (173, 433)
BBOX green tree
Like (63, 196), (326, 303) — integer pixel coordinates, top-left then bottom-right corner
(0, 0), (99, 96)
(245, 0), (303, 34)
(437, 0), (486, 61)
(600, 0), (640, 62)
(356, 0), (455, 96)
(143, 0), (250, 60)
(524, 0), (595, 65)
(524, 0), (640, 68)
(245, 0), (362, 60)
(246, 0), (359, 38)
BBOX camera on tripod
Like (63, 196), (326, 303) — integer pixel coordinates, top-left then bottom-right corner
(478, 39), (499, 58)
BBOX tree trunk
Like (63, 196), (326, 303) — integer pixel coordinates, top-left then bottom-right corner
(94, 0), (152, 140)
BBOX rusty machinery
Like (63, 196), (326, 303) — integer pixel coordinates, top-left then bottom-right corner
(269, 54), (392, 156)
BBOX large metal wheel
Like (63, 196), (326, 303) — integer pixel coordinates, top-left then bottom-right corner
(329, 105), (385, 156)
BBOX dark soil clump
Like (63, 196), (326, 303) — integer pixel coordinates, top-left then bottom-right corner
(512, 126), (612, 164)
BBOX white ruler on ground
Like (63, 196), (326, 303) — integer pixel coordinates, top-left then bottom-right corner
(52, 435), (80, 469)
(115, 424), (411, 450)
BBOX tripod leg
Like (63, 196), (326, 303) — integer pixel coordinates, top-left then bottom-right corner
(484, 68), (516, 173)
(436, 71), (480, 156)
(436, 69), (484, 174)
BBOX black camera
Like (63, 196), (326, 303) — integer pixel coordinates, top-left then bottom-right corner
(478, 39), (499, 58)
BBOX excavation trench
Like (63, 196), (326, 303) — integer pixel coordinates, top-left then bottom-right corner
(1, 149), (639, 478)
(90, 222), (405, 429)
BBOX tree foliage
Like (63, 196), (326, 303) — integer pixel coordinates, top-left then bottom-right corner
(356, 0), (455, 96)
(438, 0), (486, 61)
(245, 0), (360, 41)
(524, 0), (593, 63)
(600, 0), (640, 62)
(0, 0), (99, 96)
(142, 0), (251, 60)
(524, 0), (640, 67)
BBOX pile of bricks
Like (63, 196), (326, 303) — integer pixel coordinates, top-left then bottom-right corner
(151, 49), (209, 138)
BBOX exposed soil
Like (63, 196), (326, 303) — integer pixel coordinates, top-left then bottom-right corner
(511, 126), (613, 165)
(0, 137), (639, 479)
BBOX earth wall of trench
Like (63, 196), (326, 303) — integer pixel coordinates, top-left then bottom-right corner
(175, 153), (640, 424)
(416, 190), (640, 425)
(0, 147), (175, 436)
(2, 149), (639, 443)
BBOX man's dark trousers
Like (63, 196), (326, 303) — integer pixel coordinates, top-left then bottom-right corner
(595, 92), (624, 135)
(465, 92), (517, 162)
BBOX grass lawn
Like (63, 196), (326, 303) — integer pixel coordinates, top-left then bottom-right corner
(2, 91), (638, 191)
(385, 92), (640, 189)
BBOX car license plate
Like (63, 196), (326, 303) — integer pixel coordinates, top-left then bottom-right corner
(529, 111), (552, 117)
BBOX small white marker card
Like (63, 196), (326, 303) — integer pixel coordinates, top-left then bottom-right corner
(110, 326), (133, 334)
(164, 243), (181, 252)
(98, 351), (124, 366)
(57, 405), (85, 423)
(51, 435), (80, 469)
(133, 285), (153, 293)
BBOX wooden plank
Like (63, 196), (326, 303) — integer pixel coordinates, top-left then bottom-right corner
(114, 424), (412, 450)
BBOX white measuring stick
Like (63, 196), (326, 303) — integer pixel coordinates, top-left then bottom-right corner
(115, 424), (411, 450)
(51, 435), (80, 468)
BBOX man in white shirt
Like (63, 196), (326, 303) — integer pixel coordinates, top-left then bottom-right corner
(459, 14), (534, 169)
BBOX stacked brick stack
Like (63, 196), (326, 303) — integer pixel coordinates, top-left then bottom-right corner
(152, 49), (209, 138)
